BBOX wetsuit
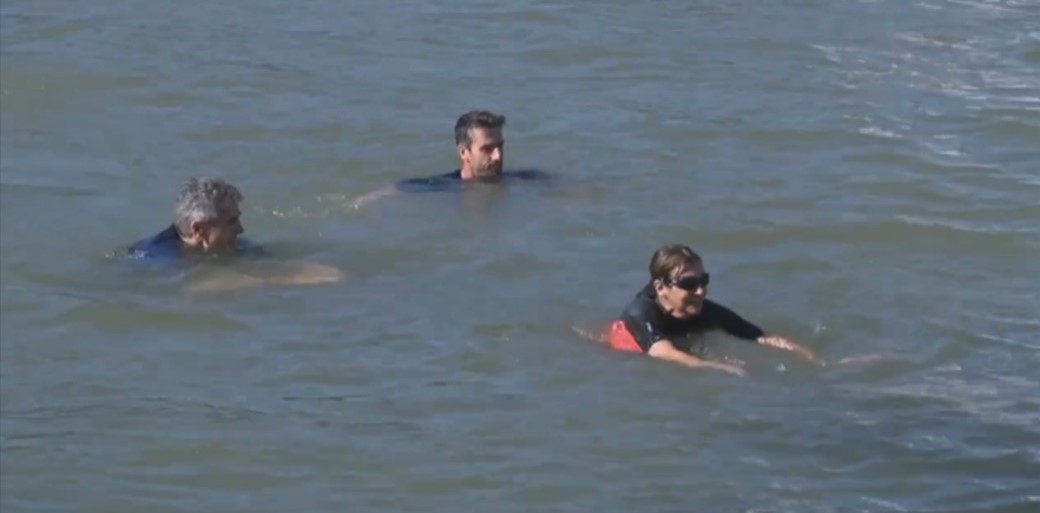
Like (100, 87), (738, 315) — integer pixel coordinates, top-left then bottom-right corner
(394, 169), (551, 192)
(125, 225), (263, 263)
(607, 285), (765, 353)
(126, 225), (185, 261)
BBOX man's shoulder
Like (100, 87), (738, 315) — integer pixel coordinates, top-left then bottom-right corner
(505, 169), (552, 182)
(127, 225), (183, 259)
(394, 169), (550, 191)
(621, 285), (658, 319)
(395, 170), (463, 192)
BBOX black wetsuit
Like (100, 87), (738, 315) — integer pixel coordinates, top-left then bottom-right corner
(619, 285), (765, 353)
(394, 169), (551, 192)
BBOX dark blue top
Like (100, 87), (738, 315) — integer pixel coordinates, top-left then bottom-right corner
(125, 225), (265, 264)
(126, 225), (185, 262)
(394, 169), (552, 193)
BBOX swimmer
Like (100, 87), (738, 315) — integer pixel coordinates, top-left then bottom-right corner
(353, 110), (550, 207)
(127, 177), (249, 259)
(124, 177), (344, 291)
(589, 244), (818, 376)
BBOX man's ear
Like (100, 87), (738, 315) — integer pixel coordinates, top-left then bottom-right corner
(457, 143), (468, 159)
(190, 220), (205, 237)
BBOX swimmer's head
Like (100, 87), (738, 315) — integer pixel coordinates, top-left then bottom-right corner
(649, 244), (709, 318)
(455, 110), (505, 179)
(174, 177), (245, 253)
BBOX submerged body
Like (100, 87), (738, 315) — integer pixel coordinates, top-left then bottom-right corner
(353, 110), (553, 208)
(394, 169), (551, 193)
(122, 177), (344, 292)
(599, 244), (817, 376)
(608, 285), (764, 353)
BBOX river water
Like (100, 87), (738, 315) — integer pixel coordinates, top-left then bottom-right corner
(2, 1), (1039, 511)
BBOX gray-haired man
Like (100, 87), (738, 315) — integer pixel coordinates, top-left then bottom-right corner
(127, 177), (343, 291)
(128, 177), (246, 259)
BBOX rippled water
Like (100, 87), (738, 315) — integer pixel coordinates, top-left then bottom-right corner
(2, 0), (1039, 511)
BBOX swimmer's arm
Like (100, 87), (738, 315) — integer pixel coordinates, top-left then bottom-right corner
(262, 262), (346, 286)
(711, 301), (819, 363)
(756, 334), (817, 362)
(351, 185), (398, 209)
(647, 340), (746, 376)
(184, 262), (345, 293)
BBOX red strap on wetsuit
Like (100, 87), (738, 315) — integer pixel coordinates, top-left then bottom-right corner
(607, 320), (643, 353)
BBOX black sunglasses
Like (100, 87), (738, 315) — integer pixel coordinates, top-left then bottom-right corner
(663, 273), (710, 290)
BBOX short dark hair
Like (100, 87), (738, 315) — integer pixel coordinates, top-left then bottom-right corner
(454, 110), (505, 147)
(648, 244), (703, 282)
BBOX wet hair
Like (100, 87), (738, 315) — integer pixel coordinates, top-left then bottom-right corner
(648, 244), (703, 282)
(173, 177), (243, 235)
(454, 110), (506, 147)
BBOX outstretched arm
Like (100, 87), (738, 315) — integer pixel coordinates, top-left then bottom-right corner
(756, 334), (817, 362)
(184, 262), (345, 293)
(708, 301), (818, 363)
(648, 340), (747, 376)
(351, 185), (398, 210)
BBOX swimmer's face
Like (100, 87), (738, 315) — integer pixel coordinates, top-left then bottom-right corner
(654, 262), (709, 319)
(193, 201), (244, 253)
(459, 127), (504, 178)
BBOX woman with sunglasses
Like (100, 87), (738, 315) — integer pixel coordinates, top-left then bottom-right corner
(602, 244), (817, 376)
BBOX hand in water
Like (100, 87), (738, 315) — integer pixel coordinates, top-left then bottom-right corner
(793, 346), (818, 363)
(757, 334), (818, 363)
(814, 353), (887, 368)
(835, 354), (886, 366)
(709, 361), (747, 377)
(351, 187), (396, 210)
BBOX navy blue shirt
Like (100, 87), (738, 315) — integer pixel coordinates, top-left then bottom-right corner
(125, 225), (264, 263)
(620, 285), (765, 353)
(126, 225), (185, 262)
(394, 169), (551, 193)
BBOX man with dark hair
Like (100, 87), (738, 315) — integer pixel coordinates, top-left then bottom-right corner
(353, 110), (550, 207)
(453, 110), (507, 179)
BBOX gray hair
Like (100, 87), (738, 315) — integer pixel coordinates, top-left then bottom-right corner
(173, 177), (243, 234)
